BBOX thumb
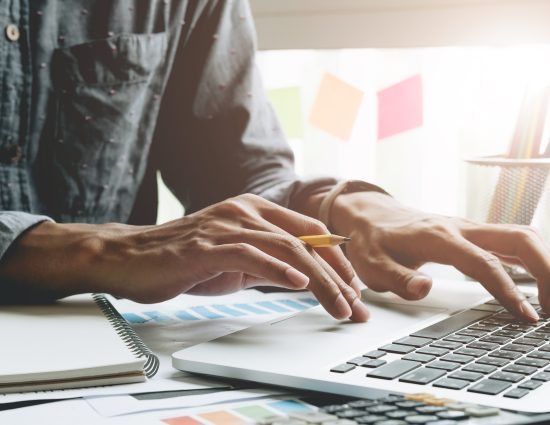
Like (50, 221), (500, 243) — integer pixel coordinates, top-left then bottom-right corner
(364, 258), (432, 301)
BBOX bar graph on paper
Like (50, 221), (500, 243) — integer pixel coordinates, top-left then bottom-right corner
(121, 296), (319, 325)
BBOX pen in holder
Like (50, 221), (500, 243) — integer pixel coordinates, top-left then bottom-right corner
(465, 155), (550, 282)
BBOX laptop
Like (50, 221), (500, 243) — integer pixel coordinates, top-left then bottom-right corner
(172, 278), (549, 414)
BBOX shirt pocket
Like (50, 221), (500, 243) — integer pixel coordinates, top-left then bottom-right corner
(50, 32), (167, 220)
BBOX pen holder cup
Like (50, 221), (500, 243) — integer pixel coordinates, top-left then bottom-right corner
(465, 155), (550, 245)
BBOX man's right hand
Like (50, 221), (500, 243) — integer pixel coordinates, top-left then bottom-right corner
(0, 194), (369, 321)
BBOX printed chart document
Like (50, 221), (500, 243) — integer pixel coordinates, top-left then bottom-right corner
(1, 289), (317, 404)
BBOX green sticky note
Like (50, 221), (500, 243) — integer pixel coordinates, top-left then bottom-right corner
(234, 405), (276, 421)
(267, 87), (304, 139)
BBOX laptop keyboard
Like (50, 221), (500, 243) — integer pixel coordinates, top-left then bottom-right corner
(331, 296), (550, 398)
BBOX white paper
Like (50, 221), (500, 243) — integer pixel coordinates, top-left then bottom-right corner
(0, 290), (316, 404)
(85, 388), (289, 417)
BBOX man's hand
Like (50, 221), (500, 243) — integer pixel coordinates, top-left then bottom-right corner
(0, 194), (369, 321)
(330, 191), (549, 322)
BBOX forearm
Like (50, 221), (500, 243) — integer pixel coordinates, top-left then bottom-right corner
(0, 221), (110, 302)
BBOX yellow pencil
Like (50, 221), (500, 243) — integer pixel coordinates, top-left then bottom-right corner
(298, 234), (351, 248)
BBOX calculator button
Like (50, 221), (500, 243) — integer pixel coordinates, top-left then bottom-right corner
(463, 406), (500, 417)
(403, 414), (439, 423)
(347, 400), (377, 409)
(436, 410), (469, 420)
(354, 415), (385, 424)
(335, 410), (365, 419)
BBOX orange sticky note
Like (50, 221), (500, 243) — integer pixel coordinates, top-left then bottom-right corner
(377, 74), (423, 140)
(309, 73), (364, 141)
(200, 411), (245, 425)
(163, 416), (206, 425)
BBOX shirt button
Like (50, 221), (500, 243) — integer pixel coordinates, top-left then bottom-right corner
(5, 24), (20, 42)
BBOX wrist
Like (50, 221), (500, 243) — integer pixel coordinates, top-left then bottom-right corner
(0, 221), (115, 298)
(332, 191), (393, 235)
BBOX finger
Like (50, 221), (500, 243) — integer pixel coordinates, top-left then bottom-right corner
(312, 246), (356, 288)
(230, 229), (353, 320)
(350, 251), (432, 301)
(463, 225), (550, 312)
(209, 243), (310, 290)
(429, 236), (538, 322)
(310, 250), (369, 322)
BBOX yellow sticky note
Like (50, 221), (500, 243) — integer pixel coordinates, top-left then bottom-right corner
(267, 87), (303, 139)
(309, 73), (364, 141)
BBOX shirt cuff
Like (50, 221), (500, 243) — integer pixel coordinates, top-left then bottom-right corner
(0, 212), (54, 260)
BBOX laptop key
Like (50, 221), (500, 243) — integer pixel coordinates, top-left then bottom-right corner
(362, 359), (387, 368)
(527, 351), (550, 360)
(540, 343), (550, 352)
(379, 344), (415, 355)
(493, 330), (522, 338)
(532, 372), (550, 381)
(433, 377), (469, 390)
(468, 379), (511, 395)
(426, 360), (460, 371)
(330, 364), (355, 373)
(504, 388), (530, 399)
(440, 354), (474, 364)
(518, 380), (543, 390)
(456, 329), (487, 337)
(430, 340), (462, 350)
(454, 348), (486, 357)
(366, 360), (421, 380)
(410, 310), (491, 339)
(489, 350), (522, 360)
(503, 364), (537, 375)
(394, 336), (433, 347)
(402, 353), (435, 364)
(490, 371), (524, 383)
(516, 357), (549, 368)
(448, 370), (483, 382)
(463, 363), (497, 374)
(480, 335), (510, 344)
(467, 341), (499, 351)
(514, 337), (545, 347)
(363, 350), (386, 359)
(444, 334), (475, 344)
(501, 344), (533, 353)
(476, 356), (509, 367)
(347, 357), (374, 366)
(399, 367), (446, 384)
(526, 332), (550, 340)
(416, 347), (449, 357)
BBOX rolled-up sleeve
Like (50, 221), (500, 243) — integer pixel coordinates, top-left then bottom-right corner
(0, 212), (53, 260)
(152, 0), (337, 213)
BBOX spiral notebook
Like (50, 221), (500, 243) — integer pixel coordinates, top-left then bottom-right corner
(0, 294), (159, 394)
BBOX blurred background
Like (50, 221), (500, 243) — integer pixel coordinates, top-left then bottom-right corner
(157, 0), (550, 247)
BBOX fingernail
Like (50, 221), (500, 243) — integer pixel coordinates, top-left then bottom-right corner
(520, 299), (539, 322)
(285, 268), (309, 288)
(351, 297), (370, 322)
(406, 276), (431, 299)
(350, 277), (364, 297)
(334, 294), (352, 319)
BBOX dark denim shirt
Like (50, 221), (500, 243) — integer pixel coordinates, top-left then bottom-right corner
(0, 0), (336, 259)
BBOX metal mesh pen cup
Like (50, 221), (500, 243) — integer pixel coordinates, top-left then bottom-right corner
(465, 156), (550, 279)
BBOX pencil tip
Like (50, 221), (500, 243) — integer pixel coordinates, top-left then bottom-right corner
(343, 237), (351, 242)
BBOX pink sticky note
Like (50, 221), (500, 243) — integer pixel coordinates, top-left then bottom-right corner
(377, 74), (423, 140)
(309, 73), (364, 141)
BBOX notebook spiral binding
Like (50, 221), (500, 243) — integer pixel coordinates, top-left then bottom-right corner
(92, 294), (160, 378)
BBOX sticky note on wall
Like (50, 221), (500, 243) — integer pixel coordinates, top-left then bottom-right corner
(377, 74), (423, 140)
(309, 73), (364, 141)
(267, 87), (304, 139)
